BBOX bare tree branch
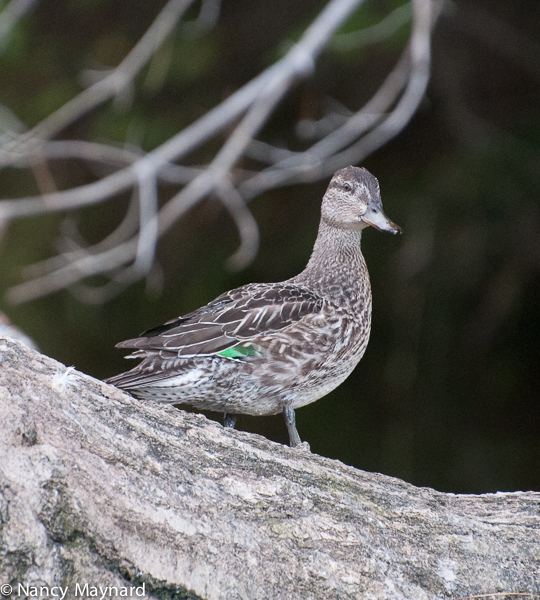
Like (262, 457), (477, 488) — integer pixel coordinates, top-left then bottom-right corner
(239, 48), (413, 198)
(1, 0), (440, 304)
(1, 0), (196, 150)
(240, 0), (441, 197)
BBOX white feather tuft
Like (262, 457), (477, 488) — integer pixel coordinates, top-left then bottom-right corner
(51, 366), (78, 392)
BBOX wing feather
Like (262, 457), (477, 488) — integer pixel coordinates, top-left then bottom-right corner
(115, 283), (324, 358)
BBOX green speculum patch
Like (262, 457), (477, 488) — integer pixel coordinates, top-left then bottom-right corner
(218, 344), (263, 359)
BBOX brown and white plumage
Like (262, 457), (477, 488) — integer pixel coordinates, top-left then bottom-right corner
(106, 166), (401, 447)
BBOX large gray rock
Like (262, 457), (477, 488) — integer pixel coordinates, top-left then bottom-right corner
(0, 335), (539, 599)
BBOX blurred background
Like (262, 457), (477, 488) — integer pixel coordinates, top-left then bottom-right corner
(0, 0), (539, 494)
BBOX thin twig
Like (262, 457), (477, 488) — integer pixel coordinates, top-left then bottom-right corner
(0, 0), (39, 49)
(332, 1), (411, 51)
(23, 189), (141, 279)
(126, 170), (159, 280)
(216, 182), (260, 271)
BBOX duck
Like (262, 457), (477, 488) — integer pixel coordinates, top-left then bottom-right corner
(106, 166), (401, 447)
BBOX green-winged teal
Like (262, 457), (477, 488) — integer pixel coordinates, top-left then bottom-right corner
(106, 166), (401, 447)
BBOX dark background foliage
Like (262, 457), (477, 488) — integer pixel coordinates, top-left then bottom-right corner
(1, 0), (539, 493)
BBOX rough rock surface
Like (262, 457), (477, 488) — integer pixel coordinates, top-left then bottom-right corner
(0, 335), (539, 600)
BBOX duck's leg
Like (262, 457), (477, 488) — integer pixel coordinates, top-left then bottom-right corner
(224, 413), (237, 428)
(283, 406), (302, 447)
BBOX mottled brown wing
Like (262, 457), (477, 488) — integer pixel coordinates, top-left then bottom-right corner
(116, 283), (324, 357)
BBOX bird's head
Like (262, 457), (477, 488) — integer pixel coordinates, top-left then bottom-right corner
(321, 166), (402, 234)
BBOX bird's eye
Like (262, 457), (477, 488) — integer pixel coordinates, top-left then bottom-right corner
(343, 182), (353, 192)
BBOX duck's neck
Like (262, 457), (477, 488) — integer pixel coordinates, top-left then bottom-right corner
(290, 220), (370, 308)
